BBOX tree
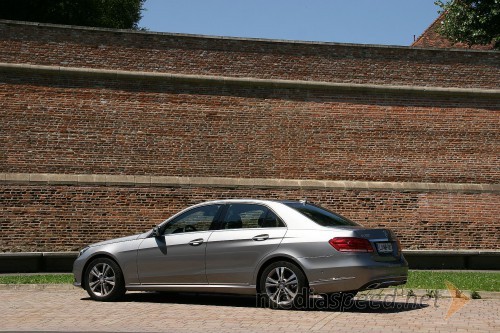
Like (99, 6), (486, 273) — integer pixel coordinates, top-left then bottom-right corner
(435, 0), (500, 49)
(0, 0), (146, 30)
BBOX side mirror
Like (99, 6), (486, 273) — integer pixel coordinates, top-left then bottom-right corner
(152, 226), (161, 237)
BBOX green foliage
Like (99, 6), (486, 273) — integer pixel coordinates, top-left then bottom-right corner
(435, 0), (500, 49)
(406, 270), (500, 291)
(0, 0), (146, 30)
(1, 271), (499, 296)
(0, 274), (73, 284)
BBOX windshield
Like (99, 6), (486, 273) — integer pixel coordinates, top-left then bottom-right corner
(284, 202), (359, 227)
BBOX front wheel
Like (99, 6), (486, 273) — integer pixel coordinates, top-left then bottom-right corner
(84, 257), (125, 301)
(259, 261), (308, 309)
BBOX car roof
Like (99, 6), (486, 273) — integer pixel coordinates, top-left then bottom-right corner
(194, 199), (303, 205)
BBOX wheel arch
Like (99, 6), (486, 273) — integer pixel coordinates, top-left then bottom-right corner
(81, 253), (122, 288)
(255, 255), (309, 293)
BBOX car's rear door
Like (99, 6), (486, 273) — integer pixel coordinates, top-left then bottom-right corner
(137, 204), (222, 284)
(205, 203), (287, 285)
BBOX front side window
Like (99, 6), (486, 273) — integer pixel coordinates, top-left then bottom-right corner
(284, 202), (359, 227)
(222, 204), (285, 229)
(162, 204), (221, 234)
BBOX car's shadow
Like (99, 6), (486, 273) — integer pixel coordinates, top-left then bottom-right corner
(81, 292), (429, 313)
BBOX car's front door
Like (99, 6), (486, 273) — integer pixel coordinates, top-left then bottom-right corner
(137, 204), (222, 284)
(205, 203), (287, 285)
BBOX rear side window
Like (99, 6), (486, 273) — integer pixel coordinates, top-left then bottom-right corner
(222, 204), (285, 229)
(285, 202), (359, 227)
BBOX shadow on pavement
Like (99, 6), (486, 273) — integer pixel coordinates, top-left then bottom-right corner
(81, 292), (429, 313)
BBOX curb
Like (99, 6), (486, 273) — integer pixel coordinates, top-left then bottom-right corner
(358, 288), (500, 300)
(0, 284), (77, 291)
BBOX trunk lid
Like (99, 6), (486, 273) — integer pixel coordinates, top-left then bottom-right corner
(352, 228), (402, 261)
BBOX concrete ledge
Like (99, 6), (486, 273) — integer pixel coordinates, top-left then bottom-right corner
(1, 62), (499, 98)
(0, 252), (78, 273)
(403, 250), (500, 270)
(0, 252), (44, 273)
(0, 173), (498, 194)
(42, 252), (79, 272)
(0, 251), (498, 273)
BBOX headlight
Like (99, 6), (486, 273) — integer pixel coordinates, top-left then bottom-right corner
(78, 246), (90, 257)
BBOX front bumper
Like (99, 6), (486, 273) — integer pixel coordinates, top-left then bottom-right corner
(72, 254), (86, 289)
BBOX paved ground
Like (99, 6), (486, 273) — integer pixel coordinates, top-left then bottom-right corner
(1, 287), (499, 333)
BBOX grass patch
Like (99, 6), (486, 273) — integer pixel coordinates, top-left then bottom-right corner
(0, 271), (498, 292)
(405, 270), (500, 292)
(0, 274), (73, 284)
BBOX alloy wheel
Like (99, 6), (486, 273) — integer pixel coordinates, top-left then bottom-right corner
(264, 266), (299, 306)
(88, 262), (116, 297)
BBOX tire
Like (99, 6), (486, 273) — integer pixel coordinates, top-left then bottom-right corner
(259, 261), (308, 310)
(84, 257), (126, 302)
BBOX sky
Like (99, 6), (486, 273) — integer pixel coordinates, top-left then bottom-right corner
(139, 0), (441, 47)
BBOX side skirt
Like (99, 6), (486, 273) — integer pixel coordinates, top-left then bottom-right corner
(126, 283), (256, 295)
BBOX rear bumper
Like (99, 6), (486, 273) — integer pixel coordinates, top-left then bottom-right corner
(298, 254), (408, 294)
(357, 275), (407, 290)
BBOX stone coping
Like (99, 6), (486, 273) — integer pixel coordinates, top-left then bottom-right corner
(1, 19), (498, 54)
(1, 173), (498, 193)
(1, 62), (499, 98)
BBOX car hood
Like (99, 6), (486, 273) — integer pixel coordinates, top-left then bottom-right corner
(89, 233), (143, 248)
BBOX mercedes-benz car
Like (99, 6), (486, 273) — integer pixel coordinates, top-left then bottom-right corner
(73, 199), (408, 309)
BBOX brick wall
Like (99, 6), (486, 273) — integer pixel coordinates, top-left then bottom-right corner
(1, 71), (498, 184)
(1, 21), (499, 89)
(0, 21), (498, 252)
(1, 185), (498, 252)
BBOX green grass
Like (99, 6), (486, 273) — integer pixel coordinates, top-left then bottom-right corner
(0, 274), (73, 284)
(405, 270), (500, 292)
(0, 271), (499, 292)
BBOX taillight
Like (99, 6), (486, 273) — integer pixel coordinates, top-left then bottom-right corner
(329, 237), (374, 253)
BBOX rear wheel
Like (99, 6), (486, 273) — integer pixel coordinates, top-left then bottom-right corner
(259, 261), (308, 309)
(84, 257), (125, 301)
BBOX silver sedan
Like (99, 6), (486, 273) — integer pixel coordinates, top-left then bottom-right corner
(73, 199), (408, 309)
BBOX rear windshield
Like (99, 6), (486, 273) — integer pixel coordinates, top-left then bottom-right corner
(284, 202), (359, 227)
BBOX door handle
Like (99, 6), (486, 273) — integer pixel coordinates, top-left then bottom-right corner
(188, 238), (204, 246)
(252, 234), (269, 241)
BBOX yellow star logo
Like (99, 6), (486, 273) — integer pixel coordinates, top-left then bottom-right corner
(445, 280), (470, 320)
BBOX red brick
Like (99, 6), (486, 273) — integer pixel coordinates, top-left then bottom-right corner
(0, 21), (498, 252)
